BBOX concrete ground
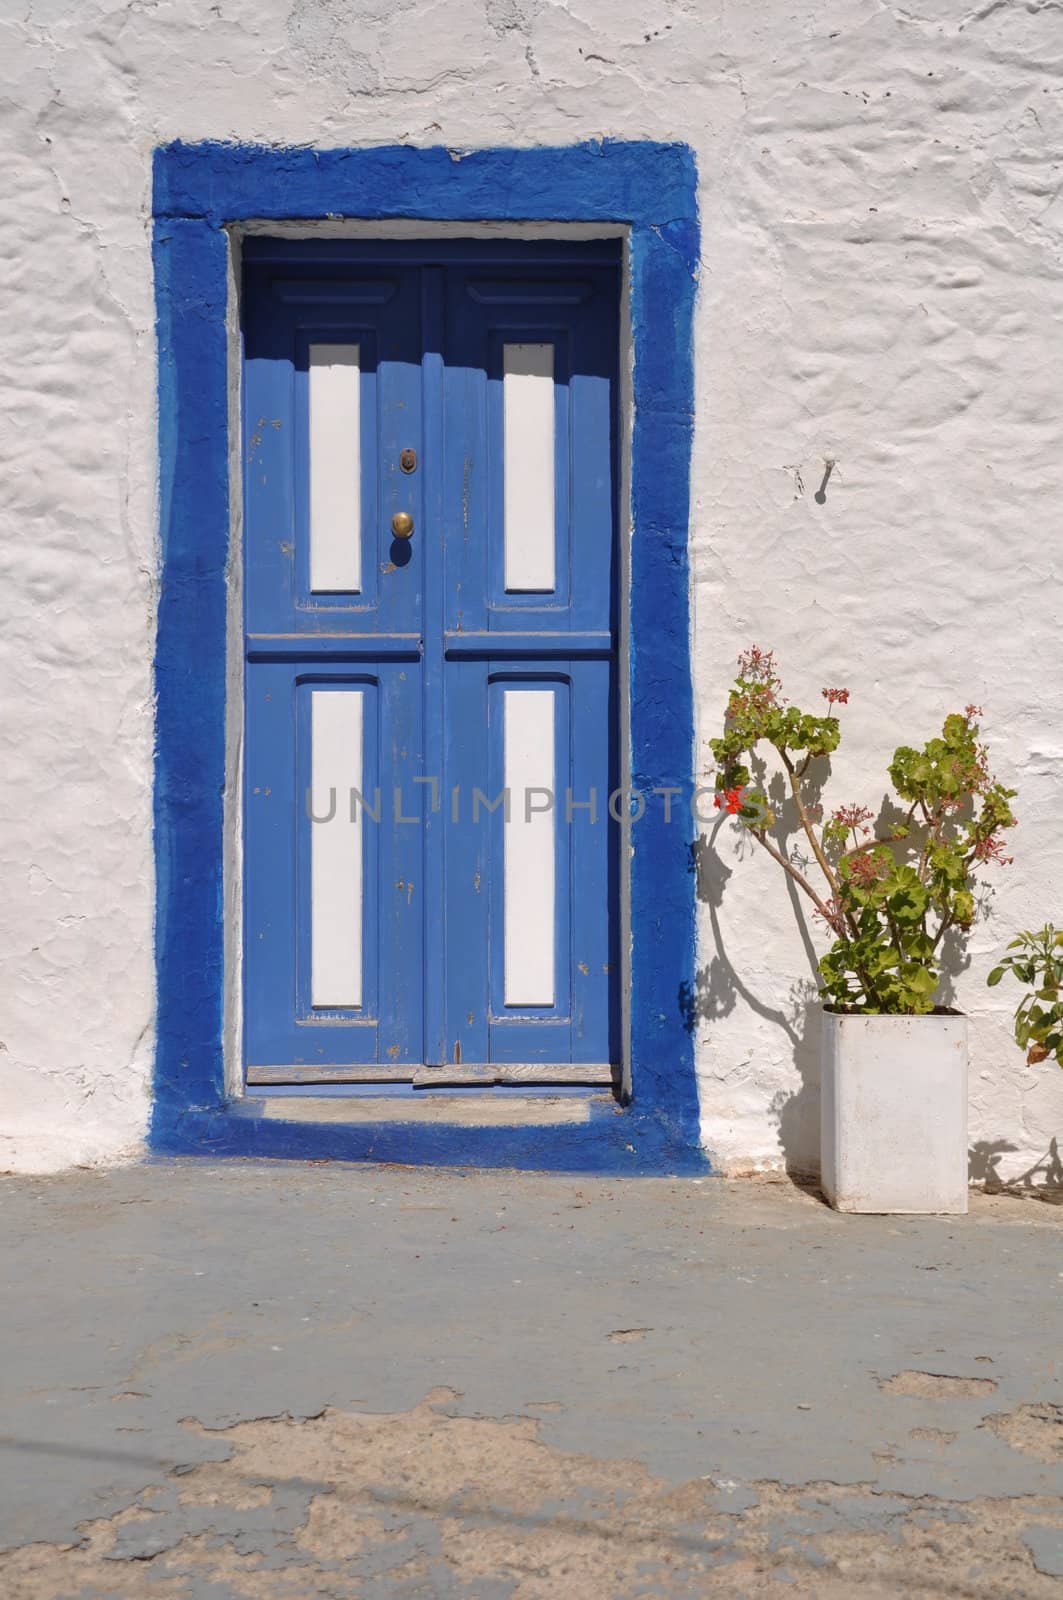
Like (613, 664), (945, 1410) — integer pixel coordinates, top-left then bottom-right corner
(0, 1162), (1061, 1598)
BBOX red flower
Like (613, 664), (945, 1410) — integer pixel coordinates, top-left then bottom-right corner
(813, 896), (846, 936)
(821, 687), (850, 707)
(848, 851), (885, 887)
(831, 803), (873, 834)
(714, 786), (745, 815)
(737, 644), (777, 681)
(728, 684), (779, 720)
(974, 835), (1013, 866)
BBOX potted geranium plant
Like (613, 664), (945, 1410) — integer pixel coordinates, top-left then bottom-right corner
(987, 926), (1063, 1068)
(711, 646), (1017, 1214)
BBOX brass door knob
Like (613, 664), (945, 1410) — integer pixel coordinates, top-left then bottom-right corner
(391, 511), (414, 539)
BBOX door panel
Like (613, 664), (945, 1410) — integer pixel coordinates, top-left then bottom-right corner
(442, 264), (617, 638)
(243, 661), (423, 1073)
(242, 242), (619, 1085)
(243, 264), (423, 639)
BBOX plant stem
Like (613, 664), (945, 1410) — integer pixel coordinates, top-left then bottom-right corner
(779, 749), (841, 899)
(885, 908), (907, 972)
(777, 748), (866, 946)
(749, 829), (838, 926)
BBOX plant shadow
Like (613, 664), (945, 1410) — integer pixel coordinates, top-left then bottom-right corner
(969, 1135), (1063, 1200)
(682, 812), (824, 1186)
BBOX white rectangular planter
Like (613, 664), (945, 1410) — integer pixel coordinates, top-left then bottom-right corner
(821, 1009), (968, 1215)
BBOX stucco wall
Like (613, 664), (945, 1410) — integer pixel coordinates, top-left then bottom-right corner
(2, 0), (1061, 1179)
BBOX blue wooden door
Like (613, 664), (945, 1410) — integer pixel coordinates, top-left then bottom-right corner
(242, 241), (619, 1087)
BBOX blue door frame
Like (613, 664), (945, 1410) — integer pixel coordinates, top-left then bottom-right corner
(152, 141), (705, 1174)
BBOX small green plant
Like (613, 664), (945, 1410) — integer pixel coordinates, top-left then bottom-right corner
(987, 926), (1063, 1067)
(711, 646), (1017, 1015)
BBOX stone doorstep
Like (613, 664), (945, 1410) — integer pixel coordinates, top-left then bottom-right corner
(249, 1094), (609, 1127)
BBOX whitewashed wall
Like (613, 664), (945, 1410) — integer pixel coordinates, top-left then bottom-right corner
(1, 0), (1060, 1180)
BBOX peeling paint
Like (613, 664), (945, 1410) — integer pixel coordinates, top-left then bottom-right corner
(3, 1393), (1062, 1596)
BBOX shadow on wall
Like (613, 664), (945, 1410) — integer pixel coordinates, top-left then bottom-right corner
(680, 817), (823, 1180)
(969, 1136), (1063, 1196)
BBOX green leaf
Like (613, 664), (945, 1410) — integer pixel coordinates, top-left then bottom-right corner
(987, 967), (1005, 987)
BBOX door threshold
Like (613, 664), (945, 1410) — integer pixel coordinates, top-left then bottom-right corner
(241, 1093), (610, 1127)
(245, 1063), (616, 1088)
(413, 1064), (615, 1088)
(245, 1082), (610, 1099)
